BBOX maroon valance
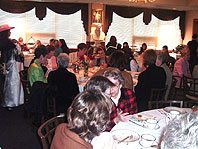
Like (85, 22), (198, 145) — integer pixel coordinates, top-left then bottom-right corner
(105, 5), (186, 39)
(0, 0), (88, 35)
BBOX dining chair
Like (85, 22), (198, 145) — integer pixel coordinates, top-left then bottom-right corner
(149, 86), (167, 101)
(182, 75), (198, 101)
(182, 76), (198, 108)
(169, 75), (185, 100)
(42, 85), (58, 120)
(148, 100), (183, 109)
(19, 68), (31, 102)
(37, 114), (66, 149)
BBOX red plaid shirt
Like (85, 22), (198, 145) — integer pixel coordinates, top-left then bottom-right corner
(107, 88), (138, 131)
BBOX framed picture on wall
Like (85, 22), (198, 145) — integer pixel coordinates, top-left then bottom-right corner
(92, 9), (102, 24)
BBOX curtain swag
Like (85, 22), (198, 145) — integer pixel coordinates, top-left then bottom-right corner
(104, 5), (186, 39)
(0, 0), (88, 35)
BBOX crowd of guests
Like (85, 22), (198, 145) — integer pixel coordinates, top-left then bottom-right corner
(0, 23), (198, 149)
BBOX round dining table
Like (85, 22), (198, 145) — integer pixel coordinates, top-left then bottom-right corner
(68, 67), (139, 92)
(111, 108), (192, 149)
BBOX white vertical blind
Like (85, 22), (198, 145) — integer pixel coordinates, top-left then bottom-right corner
(106, 12), (182, 50)
(156, 16), (182, 50)
(0, 8), (86, 48)
(106, 12), (133, 46)
(55, 10), (86, 48)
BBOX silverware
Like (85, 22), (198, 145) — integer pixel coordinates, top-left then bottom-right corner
(118, 135), (133, 143)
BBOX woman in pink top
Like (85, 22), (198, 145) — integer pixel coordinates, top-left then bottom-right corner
(173, 46), (191, 87)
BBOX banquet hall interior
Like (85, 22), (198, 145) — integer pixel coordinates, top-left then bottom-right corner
(0, 0), (198, 149)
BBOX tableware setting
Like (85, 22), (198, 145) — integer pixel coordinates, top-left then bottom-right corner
(143, 119), (160, 130)
(111, 129), (140, 144)
(139, 134), (158, 148)
(163, 107), (186, 114)
(129, 114), (160, 129)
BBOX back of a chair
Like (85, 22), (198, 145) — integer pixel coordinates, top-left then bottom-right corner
(149, 87), (167, 101)
(38, 114), (66, 149)
(168, 77), (177, 100)
(183, 75), (198, 98)
(148, 100), (183, 109)
(19, 69), (31, 102)
(43, 85), (58, 119)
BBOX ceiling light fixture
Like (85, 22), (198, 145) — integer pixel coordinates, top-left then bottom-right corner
(129, 0), (156, 3)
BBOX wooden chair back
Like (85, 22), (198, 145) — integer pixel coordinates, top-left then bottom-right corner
(182, 75), (198, 100)
(19, 69), (31, 102)
(42, 85), (58, 119)
(37, 114), (66, 149)
(149, 100), (183, 109)
(149, 87), (167, 101)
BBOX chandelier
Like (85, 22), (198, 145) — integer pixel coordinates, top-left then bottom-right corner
(129, 0), (155, 3)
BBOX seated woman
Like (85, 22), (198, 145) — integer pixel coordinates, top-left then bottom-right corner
(28, 45), (47, 86)
(103, 68), (137, 130)
(51, 90), (116, 149)
(84, 75), (115, 95)
(95, 50), (133, 89)
(135, 49), (166, 112)
(173, 46), (191, 87)
(156, 51), (172, 100)
(48, 53), (79, 114)
(45, 45), (57, 71)
(139, 43), (147, 55)
(160, 112), (198, 149)
(85, 74), (137, 131)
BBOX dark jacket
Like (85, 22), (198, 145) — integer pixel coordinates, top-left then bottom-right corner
(135, 65), (166, 112)
(48, 68), (79, 113)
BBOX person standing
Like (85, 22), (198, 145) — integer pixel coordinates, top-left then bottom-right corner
(0, 24), (24, 110)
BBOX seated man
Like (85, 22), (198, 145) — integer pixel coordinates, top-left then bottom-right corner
(47, 53), (79, 114)
(28, 45), (47, 86)
(161, 112), (198, 149)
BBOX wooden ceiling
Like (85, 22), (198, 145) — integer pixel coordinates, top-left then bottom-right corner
(15, 0), (198, 11)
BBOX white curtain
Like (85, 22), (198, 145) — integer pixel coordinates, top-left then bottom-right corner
(0, 8), (86, 48)
(106, 12), (182, 50)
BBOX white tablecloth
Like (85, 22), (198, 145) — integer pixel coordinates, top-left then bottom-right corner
(68, 67), (100, 92)
(23, 52), (34, 67)
(169, 53), (181, 60)
(111, 108), (192, 149)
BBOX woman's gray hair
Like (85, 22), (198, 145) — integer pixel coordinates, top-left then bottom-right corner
(57, 53), (69, 68)
(103, 67), (124, 86)
(161, 112), (198, 149)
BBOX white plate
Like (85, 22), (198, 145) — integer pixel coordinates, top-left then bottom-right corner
(163, 107), (186, 114)
(111, 129), (140, 143)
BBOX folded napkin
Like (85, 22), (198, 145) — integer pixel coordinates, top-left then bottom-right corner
(129, 116), (145, 127)
(129, 114), (156, 127)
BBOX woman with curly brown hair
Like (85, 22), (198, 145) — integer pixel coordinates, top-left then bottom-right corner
(51, 90), (116, 149)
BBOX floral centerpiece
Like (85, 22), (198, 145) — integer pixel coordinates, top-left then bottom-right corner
(175, 44), (185, 53)
(82, 59), (89, 77)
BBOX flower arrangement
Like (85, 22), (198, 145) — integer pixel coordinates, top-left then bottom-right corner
(175, 44), (185, 53)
